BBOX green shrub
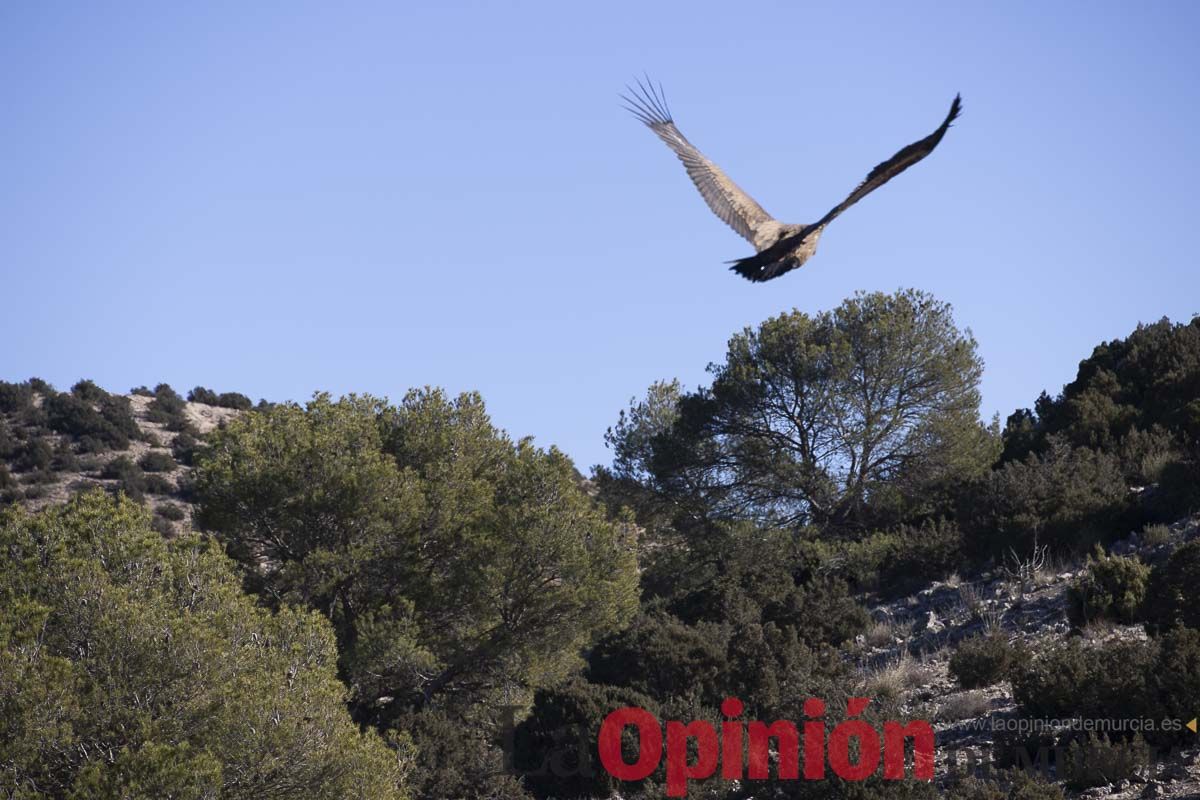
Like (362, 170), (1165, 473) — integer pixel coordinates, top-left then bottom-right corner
(1061, 734), (1149, 789)
(1148, 458), (1200, 521)
(949, 633), (1016, 688)
(130, 385), (154, 397)
(0, 492), (411, 797)
(189, 386), (253, 411)
(101, 456), (146, 502)
(963, 440), (1133, 557)
(15, 439), (53, 472)
(138, 450), (177, 472)
(1006, 772), (1065, 800)
(171, 432), (202, 466)
(70, 379), (108, 403)
(51, 441), (79, 472)
(1011, 638), (1155, 725)
(945, 773), (1064, 800)
(1144, 540), (1200, 631)
(188, 386), (220, 405)
(1150, 626), (1200, 745)
(146, 384), (192, 432)
(144, 474), (174, 495)
(156, 504), (186, 521)
(42, 391), (134, 450)
(1066, 547), (1150, 627)
(1140, 523), (1171, 547)
(514, 680), (659, 800)
(216, 391), (253, 410)
(0, 381), (34, 414)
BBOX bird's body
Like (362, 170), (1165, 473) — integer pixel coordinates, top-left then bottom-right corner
(623, 81), (961, 282)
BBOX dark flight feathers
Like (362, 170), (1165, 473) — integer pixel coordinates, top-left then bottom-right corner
(728, 94), (962, 281)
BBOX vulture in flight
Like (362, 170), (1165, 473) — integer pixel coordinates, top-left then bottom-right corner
(623, 80), (962, 282)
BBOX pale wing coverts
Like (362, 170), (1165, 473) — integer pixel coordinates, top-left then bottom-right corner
(622, 81), (776, 247)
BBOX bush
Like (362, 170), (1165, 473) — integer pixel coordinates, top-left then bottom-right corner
(130, 385), (154, 397)
(41, 391), (135, 450)
(101, 456), (146, 502)
(171, 431), (202, 466)
(1141, 523), (1171, 547)
(1147, 458), (1200, 521)
(0, 492), (412, 798)
(1010, 638), (1154, 726)
(1066, 547), (1150, 627)
(51, 441), (79, 472)
(188, 386), (220, 405)
(1061, 734), (1149, 789)
(1150, 627), (1200, 746)
(138, 450), (177, 472)
(15, 439), (53, 472)
(514, 680), (659, 799)
(156, 503), (186, 521)
(70, 379), (108, 403)
(1144, 540), (1200, 631)
(216, 391), (253, 410)
(146, 383), (192, 432)
(189, 386), (254, 411)
(963, 440), (1133, 557)
(949, 633), (1016, 689)
(0, 380), (34, 414)
(144, 474), (175, 495)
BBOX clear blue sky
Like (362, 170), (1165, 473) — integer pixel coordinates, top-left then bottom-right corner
(2, 1), (1197, 470)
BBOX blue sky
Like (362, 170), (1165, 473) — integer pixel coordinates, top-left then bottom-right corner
(2, 1), (1197, 470)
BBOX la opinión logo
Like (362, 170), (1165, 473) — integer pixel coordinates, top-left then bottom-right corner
(598, 697), (934, 797)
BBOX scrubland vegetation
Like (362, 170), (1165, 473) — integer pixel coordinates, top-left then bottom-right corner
(2, 289), (1199, 798)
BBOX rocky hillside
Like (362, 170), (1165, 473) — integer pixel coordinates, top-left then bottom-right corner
(0, 380), (242, 535)
(3, 372), (1200, 800)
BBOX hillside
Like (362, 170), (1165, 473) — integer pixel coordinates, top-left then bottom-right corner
(3, 305), (1200, 800)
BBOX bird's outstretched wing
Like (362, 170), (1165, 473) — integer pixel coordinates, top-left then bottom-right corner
(623, 79), (775, 245)
(729, 94), (963, 282)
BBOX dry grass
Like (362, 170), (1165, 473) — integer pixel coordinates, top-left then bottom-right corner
(864, 618), (913, 649)
(861, 651), (924, 701)
(936, 690), (992, 723)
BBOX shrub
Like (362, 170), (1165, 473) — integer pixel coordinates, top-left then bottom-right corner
(1061, 734), (1149, 789)
(1140, 523), (1171, 547)
(144, 474), (174, 495)
(101, 456), (146, 502)
(936, 690), (992, 723)
(0, 381), (34, 414)
(188, 386), (220, 405)
(963, 440), (1133, 557)
(150, 514), (175, 537)
(138, 450), (177, 472)
(1006, 772), (1065, 800)
(130, 385), (154, 397)
(1148, 458), (1200, 521)
(189, 386), (253, 411)
(70, 379), (108, 403)
(1144, 540), (1200, 631)
(1011, 638), (1155, 723)
(51, 441), (79, 472)
(1150, 627), (1200, 746)
(15, 439), (53, 472)
(514, 680), (659, 799)
(216, 391), (253, 410)
(944, 773), (1065, 800)
(171, 431), (202, 466)
(156, 503), (186, 521)
(949, 633), (1016, 689)
(41, 391), (133, 450)
(0, 492), (412, 797)
(1066, 547), (1150, 627)
(146, 383), (192, 432)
